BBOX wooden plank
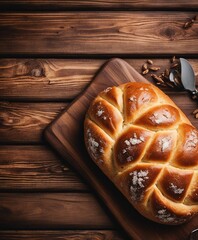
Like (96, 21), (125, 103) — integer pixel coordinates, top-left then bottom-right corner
(0, 58), (198, 101)
(0, 59), (100, 101)
(0, 230), (124, 240)
(0, 12), (198, 55)
(0, 145), (88, 191)
(0, 0), (198, 10)
(0, 193), (112, 229)
(0, 102), (67, 143)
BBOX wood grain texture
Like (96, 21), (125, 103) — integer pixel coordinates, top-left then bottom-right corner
(0, 193), (112, 229)
(0, 59), (100, 100)
(0, 12), (198, 55)
(0, 58), (198, 101)
(45, 59), (198, 240)
(0, 230), (124, 240)
(0, 102), (67, 143)
(0, 145), (88, 191)
(0, 0), (198, 10)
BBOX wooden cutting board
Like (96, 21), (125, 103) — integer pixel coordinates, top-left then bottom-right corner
(45, 58), (198, 240)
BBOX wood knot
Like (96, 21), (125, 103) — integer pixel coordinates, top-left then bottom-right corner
(16, 60), (45, 77)
(24, 60), (45, 77)
(31, 68), (43, 77)
(0, 113), (16, 126)
(159, 25), (179, 41)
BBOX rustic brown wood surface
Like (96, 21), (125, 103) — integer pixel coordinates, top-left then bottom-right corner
(0, 2), (198, 240)
(0, 102), (67, 143)
(0, 193), (113, 229)
(0, 145), (88, 191)
(0, 230), (123, 240)
(0, 12), (198, 55)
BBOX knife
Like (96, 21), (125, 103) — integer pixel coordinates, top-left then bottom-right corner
(190, 228), (198, 240)
(180, 58), (198, 99)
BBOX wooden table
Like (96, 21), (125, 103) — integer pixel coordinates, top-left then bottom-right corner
(0, 1), (198, 240)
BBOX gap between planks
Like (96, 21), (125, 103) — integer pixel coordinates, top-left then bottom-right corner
(0, 0), (198, 11)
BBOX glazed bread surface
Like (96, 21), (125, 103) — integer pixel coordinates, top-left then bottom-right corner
(84, 82), (198, 225)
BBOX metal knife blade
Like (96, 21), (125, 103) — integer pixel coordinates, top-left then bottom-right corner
(189, 229), (198, 240)
(180, 58), (198, 99)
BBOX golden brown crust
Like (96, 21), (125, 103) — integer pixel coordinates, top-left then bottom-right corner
(172, 124), (198, 168)
(158, 167), (193, 202)
(135, 105), (180, 130)
(114, 126), (153, 170)
(145, 130), (177, 162)
(84, 82), (198, 225)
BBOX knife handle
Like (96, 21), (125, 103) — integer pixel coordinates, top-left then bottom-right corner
(192, 89), (198, 100)
(189, 229), (198, 240)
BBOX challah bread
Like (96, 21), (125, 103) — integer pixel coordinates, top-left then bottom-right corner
(84, 82), (198, 225)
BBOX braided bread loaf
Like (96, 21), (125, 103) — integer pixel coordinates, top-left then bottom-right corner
(84, 82), (198, 225)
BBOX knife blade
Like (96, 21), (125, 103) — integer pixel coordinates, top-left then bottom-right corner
(180, 58), (198, 99)
(189, 229), (198, 240)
